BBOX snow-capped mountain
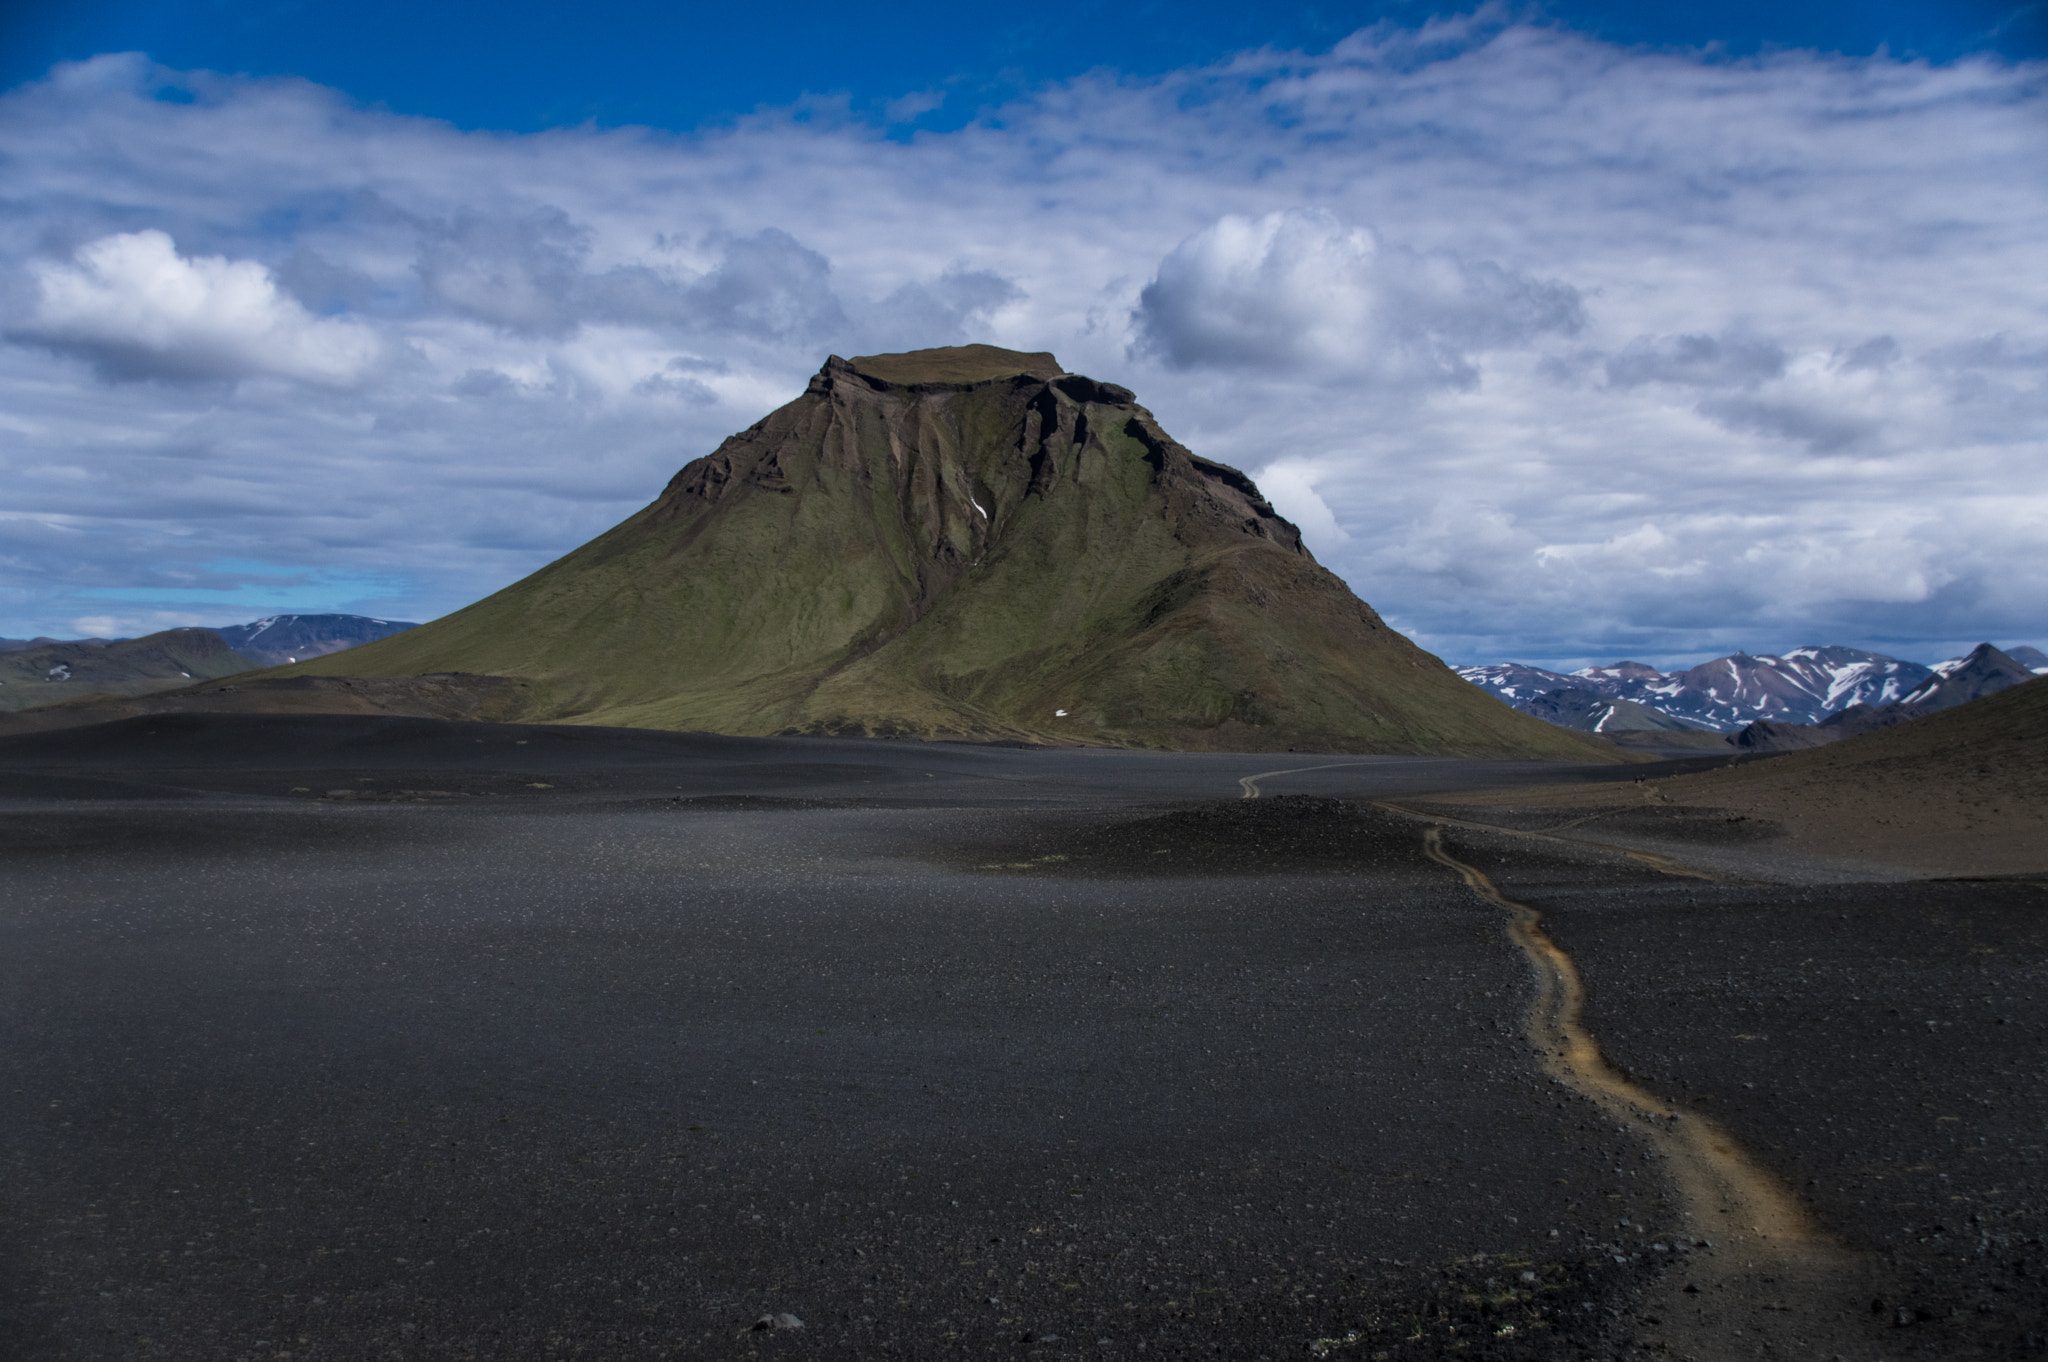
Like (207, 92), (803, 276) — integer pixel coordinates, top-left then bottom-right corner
(1563, 660), (1667, 692)
(1453, 663), (1585, 705)
(209, 614), (417, 666)
(1892, 643), (2040, 713)
(1, 615), (416, 667)
(1619, 647), (1937, 730)
(1518, 688), (1712, 734)
(1461, 641), (2045, 742)
(1459, 645), (1960, 732)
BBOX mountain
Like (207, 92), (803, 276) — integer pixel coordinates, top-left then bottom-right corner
(0, 614), (416, 713)
(262, 346), (1613, 757)
(1658, 646), (1935, 726)
(0, 629), (257, 713)
(211, 614), (417, 666)
(1460, 645), (1939, 732)
(1726, 719), (1837, 752)
(1519, 687), (1715, 733)
(1559, 659), (1668, 693)
(1453, 662), (1583, 705)
(0, 636), (112, 653)
(1590, 646), (1933, 730)
(1726, 644), (2043, 752)
(1893, 642), (2040, 713)
(1463, 642), (2042, 749)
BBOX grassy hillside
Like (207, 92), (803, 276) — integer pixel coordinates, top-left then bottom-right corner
(291, 348), (1618, 759)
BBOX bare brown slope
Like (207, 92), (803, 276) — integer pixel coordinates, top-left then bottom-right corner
(85, 347), (1617, 758)
(1425, 677), (2048, 876)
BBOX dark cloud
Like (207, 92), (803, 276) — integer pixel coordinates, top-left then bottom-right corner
(1840, 335), (1898, 371)
(867, 268), (1024, 351)
(631, 359), (719, 404)
(414, 208), (594, 335)
(272, 246), (381, 316)
(1604, 332), (1786, 389)
(451, 367), (516, 397)
(683, 230), (848, 343)
(1697, 394), (1875, 452)
(411, 215), (850, 345)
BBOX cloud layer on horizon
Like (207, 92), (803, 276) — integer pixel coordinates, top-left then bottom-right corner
(1, 16), (2043, 668)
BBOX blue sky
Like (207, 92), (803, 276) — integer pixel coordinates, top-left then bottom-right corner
(5, 0), (2041, 135)
(1, 3), (2044, 667)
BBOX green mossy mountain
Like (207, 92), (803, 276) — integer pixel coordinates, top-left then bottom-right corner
(292, 346), (1614, 757)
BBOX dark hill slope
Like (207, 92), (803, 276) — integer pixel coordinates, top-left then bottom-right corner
(1450, 676), (2048, 875)
(1651, 675), (2048, 873)
(1675, 673), (2048, 806)
(289, 346), (1612, 757)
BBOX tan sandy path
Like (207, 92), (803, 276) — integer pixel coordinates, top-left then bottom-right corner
(1411, 820), (1891, 1360)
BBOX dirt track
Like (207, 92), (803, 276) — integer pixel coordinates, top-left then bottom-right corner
(1417, 824), (1883, 1362)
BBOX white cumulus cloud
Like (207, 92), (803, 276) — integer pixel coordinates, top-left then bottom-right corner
(15, 229), (378, 384)
(1133, 208), (1582, 387)
(1252, 459), (1350, 552)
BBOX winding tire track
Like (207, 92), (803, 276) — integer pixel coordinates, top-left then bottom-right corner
(1235, 761), (1382, 799)
(1417, 826), (1817, 1247)
(1408, 818), (1874, 1359)
(1236, 769), (1874, 1356)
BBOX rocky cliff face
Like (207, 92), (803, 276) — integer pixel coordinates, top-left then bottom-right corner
(292, 345), (1610, 756)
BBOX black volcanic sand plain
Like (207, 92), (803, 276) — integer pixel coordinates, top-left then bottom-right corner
(1, 716), (2042, 1360)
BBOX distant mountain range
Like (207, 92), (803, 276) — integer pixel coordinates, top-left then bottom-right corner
(1458, 643), (2048, 736)
(1731, 643), (2048, 752)
(0, 614), (415, 712)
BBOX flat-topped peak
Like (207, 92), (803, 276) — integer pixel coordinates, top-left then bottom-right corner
(841, 344), (1063, 388)
(276, 344), (1612, 760)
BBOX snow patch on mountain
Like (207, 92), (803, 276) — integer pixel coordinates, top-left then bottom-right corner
(209, 613), (416, 666)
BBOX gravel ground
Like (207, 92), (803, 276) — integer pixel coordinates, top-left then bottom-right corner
(1438, 826), (2048, 1359)
(1, 715), (2037, 1360)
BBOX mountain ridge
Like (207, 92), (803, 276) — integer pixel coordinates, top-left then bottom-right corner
(1460, 641), (2045, 735)
(0, 629), (255, 713)
(0, 614), (417, 713)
